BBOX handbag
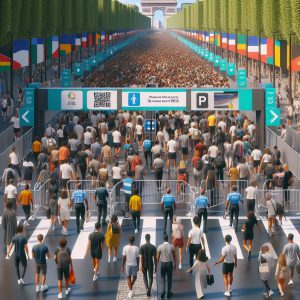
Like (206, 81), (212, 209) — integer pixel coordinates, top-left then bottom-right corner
(206, 274), (214, 285)
(69, 265), (76, 284)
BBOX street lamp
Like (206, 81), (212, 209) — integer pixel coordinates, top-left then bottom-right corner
(235, 28), (238, 70)
(289, 32), (296, 104)
(246, 29), (250, 77)
(272, 31), (279, 88)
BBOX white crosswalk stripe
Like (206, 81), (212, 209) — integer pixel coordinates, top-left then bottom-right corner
(261, 219), (278, 259)
(281, 218), (300, 245)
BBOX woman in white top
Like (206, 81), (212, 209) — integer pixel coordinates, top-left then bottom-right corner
(259, 148), (272, 174)
(135, 120), (144, 149)
(112, 162), (122, 197)
(172, 217), (184, 269)
(58, 190), (72, 236)
(224, 139), (233, 169)
(186, 249), (211, 300)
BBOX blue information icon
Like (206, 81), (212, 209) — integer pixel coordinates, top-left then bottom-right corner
(128, 93), (140, 106)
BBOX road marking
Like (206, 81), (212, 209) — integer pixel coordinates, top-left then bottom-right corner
(218, 217), (244, 259)
(281, 218), (300, 246)
(140, 217), (156, 246)
(260, 219), (278, 259)
(27, 219), (51, 259)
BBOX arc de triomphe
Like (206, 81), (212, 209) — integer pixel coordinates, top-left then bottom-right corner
(140, 0), (178, 28)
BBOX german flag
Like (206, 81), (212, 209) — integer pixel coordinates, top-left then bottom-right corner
(0, 45), (10, 72)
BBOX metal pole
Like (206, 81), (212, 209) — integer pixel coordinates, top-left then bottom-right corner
(235, 29), (238, 70)
(273, 31), (276, 88)
(29, 32), (32, 83)
(80, 32), (83, 63)
(258, 32), (261, 84)
(9, 31), (13, 98)
(246, 29), (249, 77)
(220, 29), (223, 58)
(44, 31), (47, 82)
(289, 33), (293, 104)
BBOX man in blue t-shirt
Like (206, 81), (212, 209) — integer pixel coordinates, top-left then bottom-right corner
(123, 171), (134, 218)
(226, 185), (243, 231)
(195, 189), (210, 233)
(32, 234), (50, 292)
(161, 188), (176, 234)
(143, 137), (152, 167)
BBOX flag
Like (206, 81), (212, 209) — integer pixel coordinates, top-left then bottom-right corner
(237, 35), (246, 55)
(205, 32), (209, 43)
(31, 38), (44, 64)
(215, 32), (221, 47)
(72, 34), (81, 51)
(96, 33), (101, 45)
(201, 31), (205, 42)
(229, 34), (236, 52)
(101, 32), (105, 45)
(248, 36), (259, 60)
(0, 45), (11, 72)
(274, 40), (287, 70)
(260, 38), (267, 62)
(209, 32), (214, 44)
(13, 39), (29, 70)
(221, 33), (228, 49)
(88, 33), (93, 47)
(60, 35), (71, 56)
(266, 38), (274, 64)
(288, 44), (300, 72)
(82, 32), (87, 48)
(46, 36), (59, 60)
(105, 34), (109, 43)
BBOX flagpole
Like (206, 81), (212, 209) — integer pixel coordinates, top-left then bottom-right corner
(258, 32), (261, 84)
(69, 29), (72, 74)
(9, 31), (13, 98)
(29, 32), (32, 84)
(235, 28), (238, 71)
(57, 29), (61, 81)
(289, 32), (296, 104)
(44, 31), (47, 83)
(220, 29), (223, 59)
(80, 32), (83, 63)
(246, 29), (249, 78)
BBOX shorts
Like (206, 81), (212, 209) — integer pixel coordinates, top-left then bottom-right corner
(181, 147), (188, 155)
(173, 238), (184, 248)
(114, 143), (120, 148)
(36, 263), (47, 275)
(126, 265), (138, 277)
(57, 267), (70, 281)
(287, 115), (293, 120)
(168, 152), (176, 160)
(137, 134), (142, 142)
(2, 107), (7, 113)
(60, 209), (70, 221)
(50, 199), (58, 216)
(253, 160), (260, 168)
(222, 262), (234, 274)
(14, 128), (20, 133)
(91, 251), (102, 260)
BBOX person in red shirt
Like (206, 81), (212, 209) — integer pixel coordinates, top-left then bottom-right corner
(58, 142), (70, 164)
(195, 139), (206, 158)
(130, 150), (142, 176)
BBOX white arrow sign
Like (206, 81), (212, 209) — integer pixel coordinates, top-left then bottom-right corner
(270, 110), (279, 123)
(22, 110), (30, 123)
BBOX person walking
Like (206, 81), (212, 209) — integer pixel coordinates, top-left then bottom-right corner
(143, 136), (152, 167)
(4, 178), (18, 211)
(129, 188), (142, 234)
(195, 189), (209, 233)
(282, 233), (300, 286)
(245, 180), (258, 212)
(153, 153), (164, 191)
(161, 188), (176, 234)
(186, 216), (205, 269)
(225, 185), (243, 232)
(2, 201), (17, 256)
(48, 177), (59, 231)
(18, 184), (34, 227)
(58, 190), (72, 236)
(241, 211), (260, 258)
(122, 235), (140, 298)
(258, 244), (275, 298)
(172, 217), (184, 269)
(105, 214), (121, 263)
(275, 253), (291, 297)
(186, 249), (211, 300)
(32, 234), (50, 293)
(140, 233), (158, 297)
(7, 224), (29, 285)
(54, 238), (72, 299)
(123, 171), (134, 218)
(214, 234), (237, 297)
(94, 182), (109, 225)
(265, 193), (277, 238)
(71, 183), (89, 233)
(84, 222), (105, 282)
(157, 234), (176, 299)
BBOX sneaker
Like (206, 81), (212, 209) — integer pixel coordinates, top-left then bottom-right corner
(36, 285), (40, 292)
(108, 255), (111, 263)
(167, 292), (173, 298)
(128, 290), (133, 298)
(268, 290), (274, 297)
(93, 274), (99, 282)
(147, 289), (151, 297)
(248, 251), (251, 259)
(41, 285), (48, 292)
(17, 279), (21, 285)
(57, 293), (63, 299)
(262, 292), (269, 298)
(280, 291), (284, 297)
(113, 256), (117, 263)
(178, 264), (182, 270)
(288, 279), (294, 286)
(228, 285), (232, 292)
(23, 220), (29, 227)
(65, 287), (71, 295)
(134, 229), (138, 234)
(19, 278), (25, 285)
(224, 291), (231, 296)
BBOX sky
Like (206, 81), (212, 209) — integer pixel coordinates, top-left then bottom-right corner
(119, 0), (197, 27)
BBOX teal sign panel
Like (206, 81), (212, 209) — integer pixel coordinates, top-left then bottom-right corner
(220, 59), (227, 72)
(20, 108), (34, 126)
(208, 52), (214, 63)
(61, 69), (71, 87)
(74, 63), (83, 76)
(91, 56), (97, 67)
(265, 88), (277, 109)
(266, 108), (280, 126)
(237, 69), (247, 88)
(214, 55), (220, 66)
(83, 59), (91, 71)
(204, 50), (209, 60)
(227, 63), (235, 76)
(24, 88), (35, 108)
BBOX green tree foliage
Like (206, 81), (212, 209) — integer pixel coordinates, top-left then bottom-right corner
(203, 0), (209, 29)
(209, 0), (220, 30)
(249, 0), (263, 35)
(228, 0), (241, 33)
(263, 0), (281, 37)
(291, 0), (300, 40)
(18, 0), (32, 38)
(280, 0), (293, 40)
(220, 0), (229, 31)
(0, 0), (11, 45)
(240, 0), (250, 33)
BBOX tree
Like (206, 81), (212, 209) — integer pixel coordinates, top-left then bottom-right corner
(249, 0), (263, 35)
(228, 0), (241, 33)
(0, 0), (11, 45)
(291, 0), (300, 40)
(263, 0), (281, 37)
(220, 0), (229, 31)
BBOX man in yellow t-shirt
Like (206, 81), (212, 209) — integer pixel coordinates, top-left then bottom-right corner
(207, 113), (216, 135)
(18, 184), (33, 227)
(129, 189), (142, 234)
(32, 138), (42, 162)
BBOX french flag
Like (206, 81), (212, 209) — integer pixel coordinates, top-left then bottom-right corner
(82, 32), (87, 48)
(229, 34), (236, 52)
(260, 38), (268, 63)
(205, 32), (209, 43)
(248, 36), (259, 60)
(222, 33), (228, 49)
(13, 39), (29, 70)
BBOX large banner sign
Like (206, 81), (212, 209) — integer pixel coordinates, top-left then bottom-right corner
(48, 88), (118, 111)
(122, 89), (186, 110)
(191, 89), (253, 111)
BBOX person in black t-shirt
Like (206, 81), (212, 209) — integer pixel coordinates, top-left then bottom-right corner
(94, 182), (109, 225)
(282, 164), (293, 202)
(140, 234), (157, 297)
(85, 222), (105, 282)
(7, 224), (29, 285)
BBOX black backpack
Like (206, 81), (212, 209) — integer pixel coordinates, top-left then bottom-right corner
(56, 248), (71, 268)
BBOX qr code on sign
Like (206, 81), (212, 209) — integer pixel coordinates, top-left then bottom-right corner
(93, 92), (111, 108)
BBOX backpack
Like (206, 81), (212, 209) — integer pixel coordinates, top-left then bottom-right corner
(56, 248), (70, 268)
(173, 224), (182, 239)
(6, 169), (15, 181)
(195, 159), (203, 171)
(120, 124), (126, 136)
(215, 156), (226, 169)
(236, 143), (243, 159)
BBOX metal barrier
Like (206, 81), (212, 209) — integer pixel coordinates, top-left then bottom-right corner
(266, 127), (300, 179)
(0, 125), (14, 153)
(199, 179), (248, 208)
(256, 189), (300, 217)
(0, 127), (34, 178)
(285, 125), (300, 153)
